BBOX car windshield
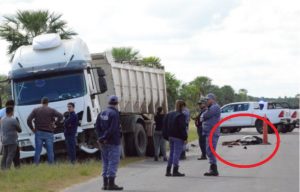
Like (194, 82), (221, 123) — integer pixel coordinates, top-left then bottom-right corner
(14, 72), (87, 105)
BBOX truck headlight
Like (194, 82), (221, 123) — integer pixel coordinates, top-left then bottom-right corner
(18, 139), (32, 147)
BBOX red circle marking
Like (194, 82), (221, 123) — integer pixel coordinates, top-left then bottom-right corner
(209, 113), (281, 168)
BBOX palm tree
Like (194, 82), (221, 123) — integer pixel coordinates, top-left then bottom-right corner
(0, 10), (77, 59)
(141, 56), (162, 68)
(111, 47), (139, 63)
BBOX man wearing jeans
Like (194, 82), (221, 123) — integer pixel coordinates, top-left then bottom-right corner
(27, 97), (63, 165)
(96, 95), (123, 191)
(63, 102), (78, 164)
(202, 93), (221, 176)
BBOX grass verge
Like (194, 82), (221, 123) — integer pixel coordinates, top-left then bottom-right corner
(188, 121), (198, 142)
(0, 157), (142, 192)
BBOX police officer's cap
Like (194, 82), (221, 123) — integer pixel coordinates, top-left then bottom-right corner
(108, 95), (119, 105)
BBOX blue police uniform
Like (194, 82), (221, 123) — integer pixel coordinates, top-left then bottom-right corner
(64, 111), (78, 163)
(96, 106), (121, 178)
(202, 103), (221, 165)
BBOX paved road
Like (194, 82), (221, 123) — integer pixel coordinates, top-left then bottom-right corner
(63, 128), (299, 192)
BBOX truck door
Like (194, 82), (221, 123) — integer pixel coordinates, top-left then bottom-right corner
(220, 104), (235, 127)
(232, 103), (252, 126)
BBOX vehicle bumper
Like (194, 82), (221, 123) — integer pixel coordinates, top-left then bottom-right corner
(280, 119), (291, 125)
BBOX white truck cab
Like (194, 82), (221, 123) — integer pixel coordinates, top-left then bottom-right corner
(10, 34), (106, 159)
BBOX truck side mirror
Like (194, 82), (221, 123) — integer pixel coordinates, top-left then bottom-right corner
(97, 68), (107, 93)
(98, 76), (107, 93)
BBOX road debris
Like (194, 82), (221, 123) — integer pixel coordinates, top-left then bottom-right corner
(222, 136), (264, 148)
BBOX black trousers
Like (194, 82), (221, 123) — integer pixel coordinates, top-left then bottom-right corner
(1, 144), (17, 170)
(13, 146), (21, 168)
(197, 127), (206, 157)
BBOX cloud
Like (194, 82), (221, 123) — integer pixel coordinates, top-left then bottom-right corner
(0, 0), (299, 98)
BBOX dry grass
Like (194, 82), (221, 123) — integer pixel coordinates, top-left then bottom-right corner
(0, 157), (142, 192)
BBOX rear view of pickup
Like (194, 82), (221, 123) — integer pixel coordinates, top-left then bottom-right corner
(220, 101), (292, 134)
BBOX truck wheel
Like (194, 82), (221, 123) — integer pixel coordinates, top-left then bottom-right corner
(230, 128), (236, 133)
(276, 124), (283, 133)
(288, 125), (295, 132)
(256, 120), (274, 134)
(255, 120), (263, 134)
(281, 125), (289, 133)
(133, 123), (147, 156)
(230, 128), (241, 133)
(221, 127), (231, 134)
(124, 133), (135, 156)
(235, 128), (242, 132)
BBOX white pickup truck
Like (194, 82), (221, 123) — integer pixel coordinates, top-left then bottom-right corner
(220, 101), (291, 134)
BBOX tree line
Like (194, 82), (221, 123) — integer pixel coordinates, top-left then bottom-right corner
(165, 72), (299, 115)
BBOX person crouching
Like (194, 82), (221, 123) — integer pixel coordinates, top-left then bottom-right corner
(163, 100), (188, 177)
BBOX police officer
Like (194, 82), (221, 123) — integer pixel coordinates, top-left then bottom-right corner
(202, 93), (221, 176)
(195, 99), (207, 160)
(96, 95), (123, 191)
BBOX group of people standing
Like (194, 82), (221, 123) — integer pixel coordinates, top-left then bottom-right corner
(0, 93), (220, 191)
(0, 97), (78, 170)
(152, 93), (221, 177)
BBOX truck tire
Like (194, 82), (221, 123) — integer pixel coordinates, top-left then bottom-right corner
(255, 120), (263, 134)
(276, 124), (283, 133)
(288, 124), (295, 132)
(281, 125), (289, 133)
(235, 128), (242, 132)
(221, 127), (231, 134)
(256, 119), (274, 134)
(124, 133), (135, 156)
(133, 123), (148, 156)
(230, 128), (241, 133)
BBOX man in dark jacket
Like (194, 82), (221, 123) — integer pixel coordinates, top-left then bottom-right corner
(27, 97), (63, 165)
(202, 93), (221, 176)
(164, 100), (188, 177)
(96, 95), (123, 191)
(64, 102), (78, 164)
(195, 99), (207, 160)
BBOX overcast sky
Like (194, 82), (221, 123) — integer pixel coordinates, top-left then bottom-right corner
(0, 0), (299, 98)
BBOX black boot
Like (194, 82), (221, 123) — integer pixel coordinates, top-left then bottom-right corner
(102, 177), (108, 190)
(154, 156), (159, 161)
(165, 166), (172, 177)
(204, 164), (219, 176)
(172, 166), (185, 177)
(107, 177), (123, 191)
(180, 151), (186, 160)
(197, 155), (207, 160)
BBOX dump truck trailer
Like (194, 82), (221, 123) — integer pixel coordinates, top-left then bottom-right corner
(8, 33), (168, 159)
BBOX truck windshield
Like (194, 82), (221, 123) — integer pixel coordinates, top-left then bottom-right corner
(14, 72), (87, 105)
